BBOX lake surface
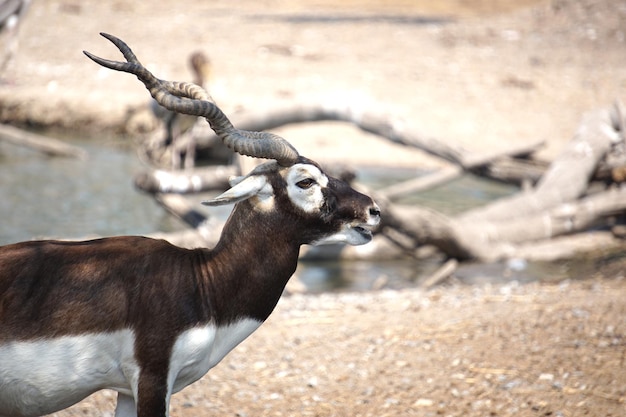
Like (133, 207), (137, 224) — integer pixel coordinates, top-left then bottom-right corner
(0, 135), (180, 244)
(1, 133), (527, 292)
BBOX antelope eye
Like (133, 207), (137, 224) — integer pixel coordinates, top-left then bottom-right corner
(296, 178), (316, 189)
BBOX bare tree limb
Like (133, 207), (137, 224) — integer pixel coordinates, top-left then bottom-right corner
(142, 101), (626, 266)
(420, 259), (458, 289)
(0, 123), (87, 158)
(154, 193), (223, 248)
(378, 166), (463, 200)
(460, 108), (620, 223)
(224, 103), (470, 164)
(155, 193), (208, 229)
(134, 165), (238, 194)
(465, 186), (626, 245)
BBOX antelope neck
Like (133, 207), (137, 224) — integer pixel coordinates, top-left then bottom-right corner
(199, 202), (301, 324)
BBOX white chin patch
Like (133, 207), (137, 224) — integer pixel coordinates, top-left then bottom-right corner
(285, 164), (329, 214)
(312, 224), (373, 246)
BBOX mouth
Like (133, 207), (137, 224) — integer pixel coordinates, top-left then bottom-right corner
(353, 225), (373, 241)
(311, 222), (375, 246)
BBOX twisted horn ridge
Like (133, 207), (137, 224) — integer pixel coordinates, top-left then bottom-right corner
(83, 33), (300, 167)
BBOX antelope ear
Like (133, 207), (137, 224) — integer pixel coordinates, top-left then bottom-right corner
(228, 175), (245, 186)
(202, 175), (270, 206)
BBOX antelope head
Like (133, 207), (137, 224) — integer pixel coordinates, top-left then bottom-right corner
(84, 33), (380, 247)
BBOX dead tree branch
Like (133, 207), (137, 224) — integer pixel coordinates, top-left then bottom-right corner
(134, 165), (238, 194)
(140, 101), (626, 264)
(460, 108), (620, 223)
(376, 104), (626, 261)
(0, 124), (87, 158)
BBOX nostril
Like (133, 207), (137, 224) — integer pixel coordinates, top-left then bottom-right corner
(369, 206), (381, 217)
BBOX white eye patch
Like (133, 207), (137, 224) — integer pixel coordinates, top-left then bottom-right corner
(284, 164), (328, 213)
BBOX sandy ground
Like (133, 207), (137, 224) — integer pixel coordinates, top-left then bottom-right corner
(1, 0), (625, 416)
(53, 278), (626, 417)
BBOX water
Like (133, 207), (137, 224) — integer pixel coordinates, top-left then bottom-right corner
(296, 259), (439, 293)
(0, 133), (527, 292)
(0, 134), (182, 245)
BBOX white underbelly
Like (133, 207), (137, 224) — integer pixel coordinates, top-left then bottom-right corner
(0, 330), (138, 416)
(0, 319), (263, 417)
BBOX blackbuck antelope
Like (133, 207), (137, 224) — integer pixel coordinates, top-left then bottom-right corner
(0, 33), (380, 417)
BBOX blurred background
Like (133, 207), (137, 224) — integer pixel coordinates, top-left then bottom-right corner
(0, 0), (624, 291)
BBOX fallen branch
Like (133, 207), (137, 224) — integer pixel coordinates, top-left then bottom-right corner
(379, 146), (547, 200)
(466, 186), (626, 245)
(420, 259), (458, 289)
(155, 193), (208, 229)
(0, 123), (87, 158)
(142, 101), (626, 266)
(134, 165), (238, 194)
(460, 140), (545, 169)
(374, 103), (626, 261)
(378, 166), (463, 200)
(154, 193), (222, 247)
(461, 107), (620, 223)
(380, 179), (626, 261)
(472, 157), (548, 186)
(193, 102), (471, 164)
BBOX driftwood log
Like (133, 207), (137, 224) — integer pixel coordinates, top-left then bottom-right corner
(0, 123), (87, 158)
(134, 165), (238, 194)
(378, 105), (625, 261)
(139, 99), (626, 263)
